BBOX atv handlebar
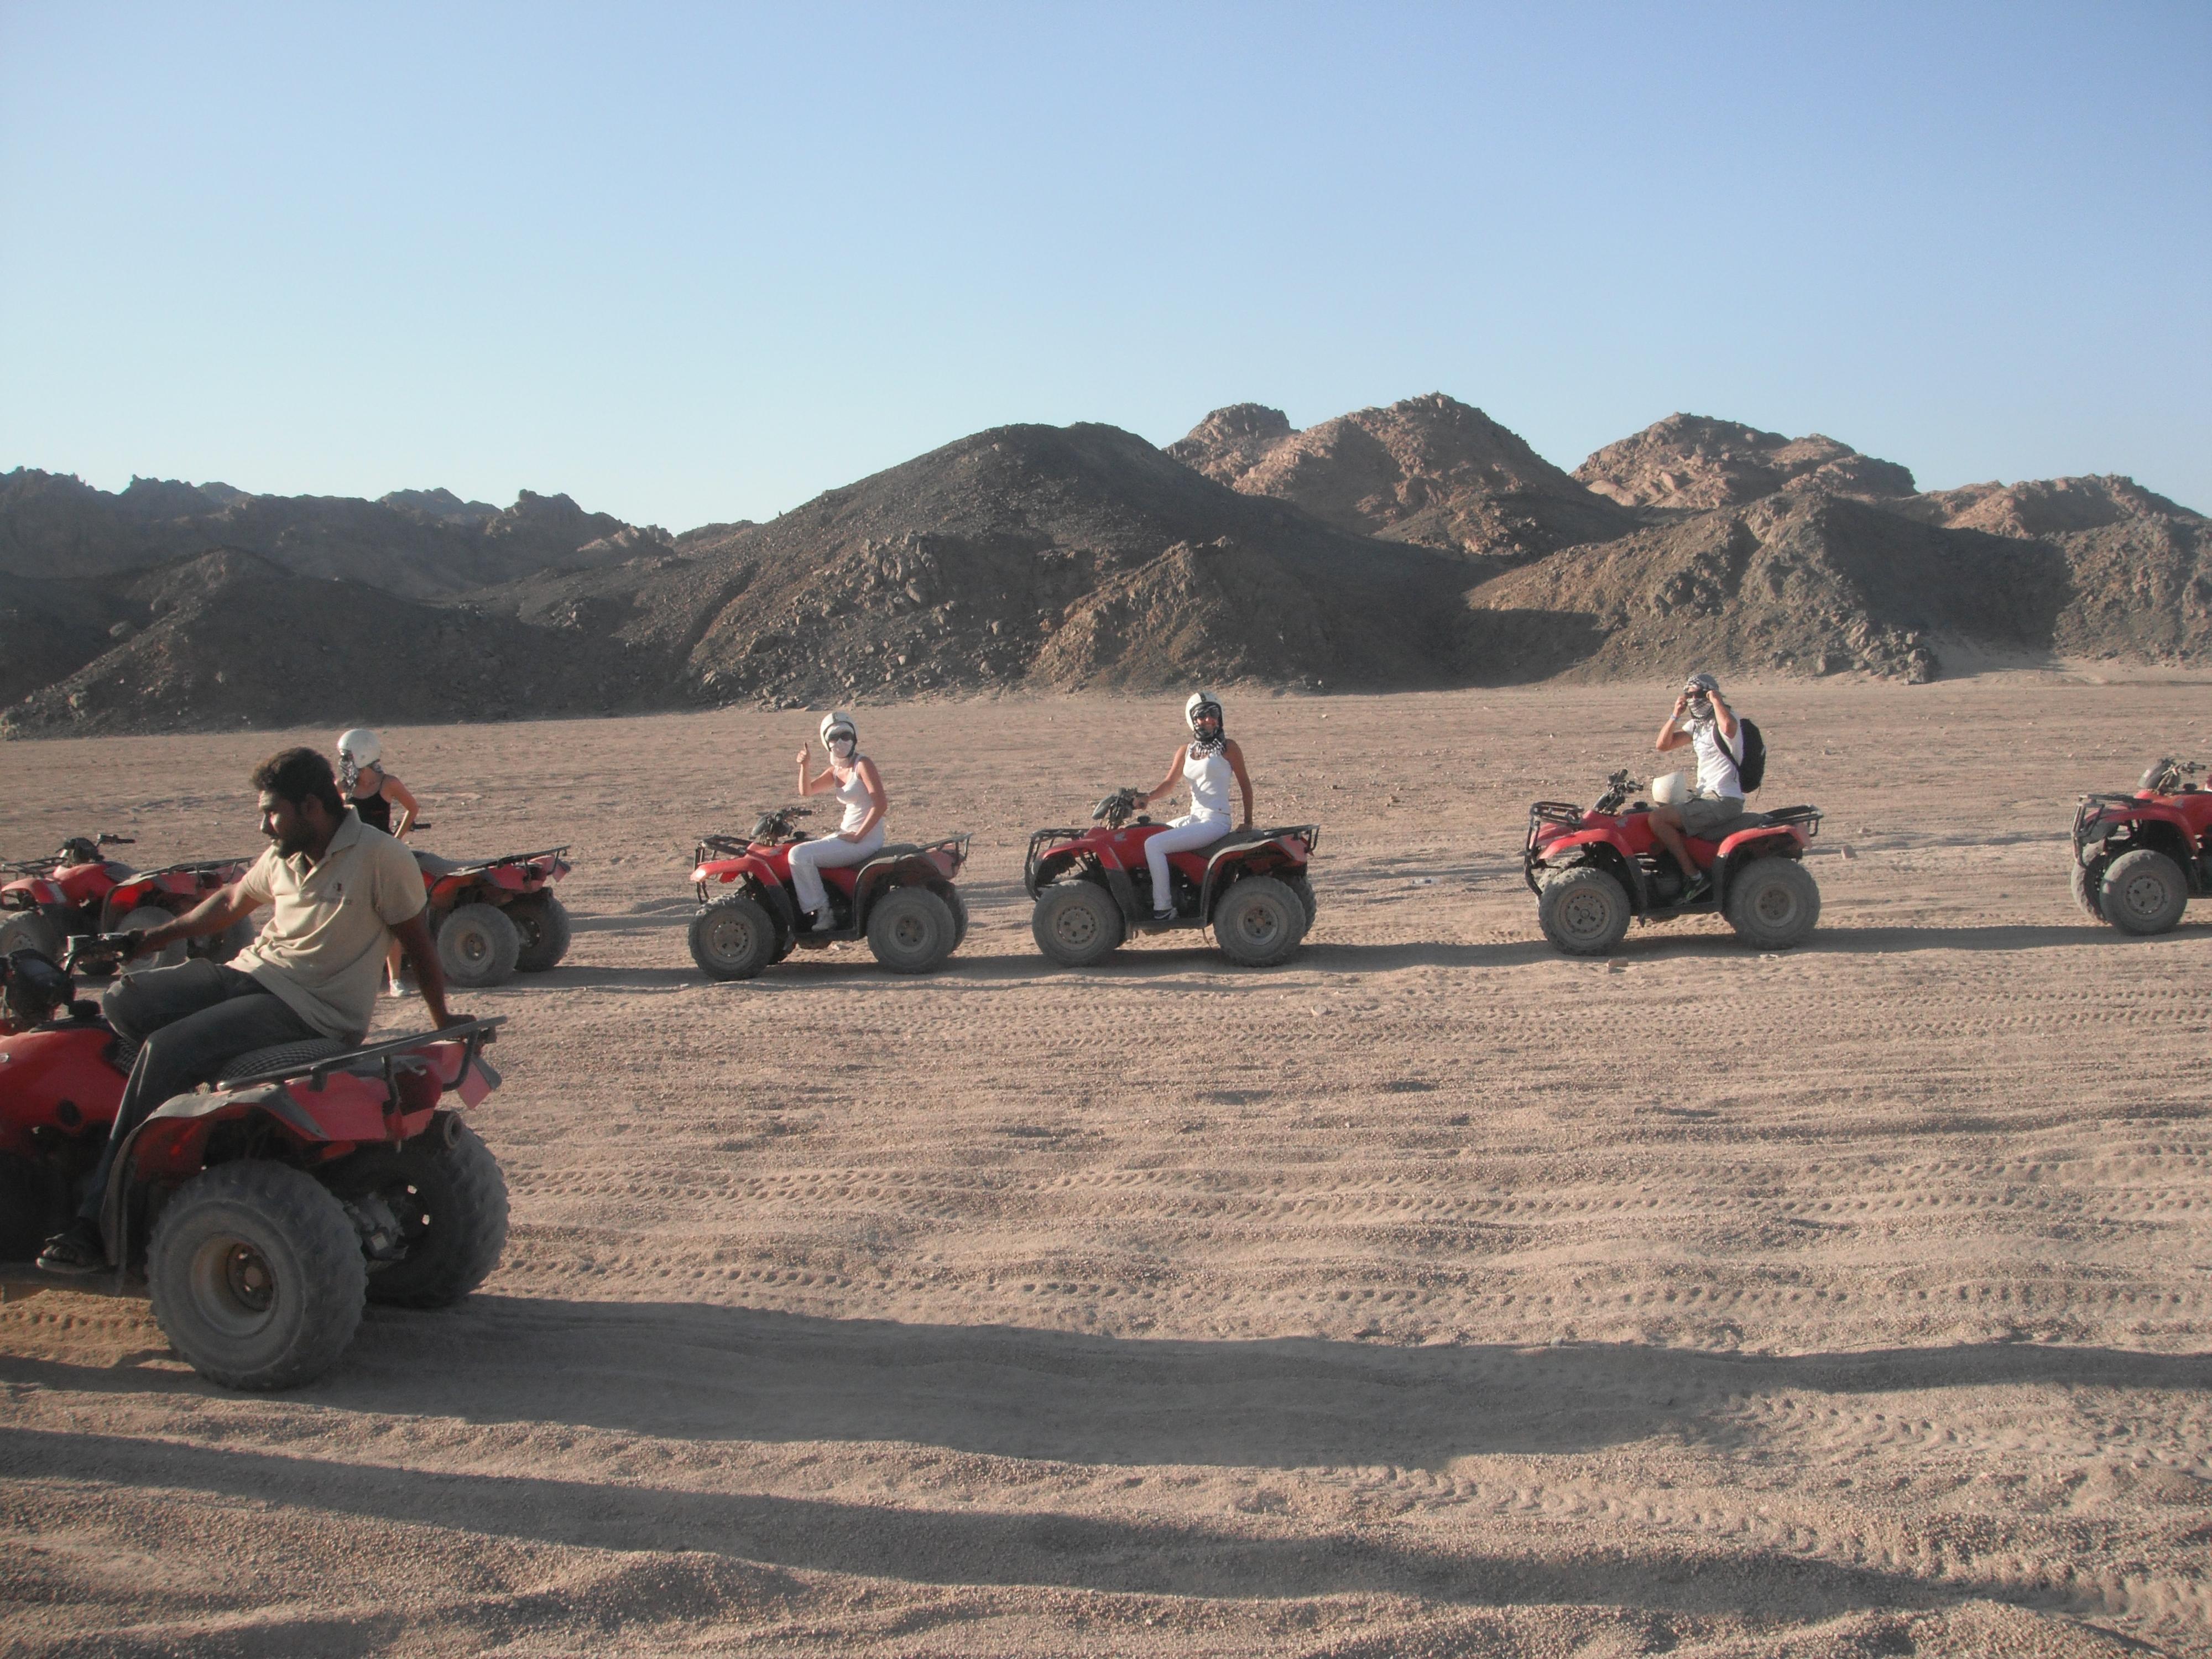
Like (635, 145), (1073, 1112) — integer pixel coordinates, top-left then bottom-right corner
(1092, 787), (1146, 828)
(63, 932), (140, 974)
(2140, 757), (2206, 795)
(1594, 770), (1641, 815)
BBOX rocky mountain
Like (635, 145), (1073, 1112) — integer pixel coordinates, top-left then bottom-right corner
(1574, 415), (1916, 511)
(1167, 393), (1637, 559)
(0, 469), (672, 598)
(2, 547), (667, 737)
(4, 403), (2205, 737)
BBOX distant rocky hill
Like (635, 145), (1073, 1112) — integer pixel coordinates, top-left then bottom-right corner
(1167, 393), (1637, 559)
(1573, 414), (1917, 511)
(3, 405), (2205, 737)
(0, 469), (670, 597)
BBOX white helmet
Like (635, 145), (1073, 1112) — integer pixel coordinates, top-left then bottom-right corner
(1184, 691), (1223, 734)
(819, 710), (857, 750)
(335, 729), (379, 794)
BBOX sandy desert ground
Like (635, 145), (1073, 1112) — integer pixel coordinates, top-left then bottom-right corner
(2, 678), (2209, 1658)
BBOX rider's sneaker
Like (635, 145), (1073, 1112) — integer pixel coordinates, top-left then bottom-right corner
(810, 911), (837, 933)
(36, 1219), (107, 1276)
(1677, 871), (1713, 906)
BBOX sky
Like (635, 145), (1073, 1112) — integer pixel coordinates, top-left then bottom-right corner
(3, 2), (2207, 531)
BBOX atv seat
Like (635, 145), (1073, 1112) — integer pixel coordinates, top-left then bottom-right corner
(1699, 810), (1770, 841)
(217, 1037), (350, 1084)
(864, 844), (926, 862)
(411, 849), (462, 878)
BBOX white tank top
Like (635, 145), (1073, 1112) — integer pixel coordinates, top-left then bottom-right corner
(831, 758), (878, 832)
(1688, 721), (1744, 800)
(1183, 745), (1233, 820)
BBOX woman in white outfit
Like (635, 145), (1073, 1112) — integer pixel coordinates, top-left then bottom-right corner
(790, 711), (889, 931)
(1134, 692), (1254, 922)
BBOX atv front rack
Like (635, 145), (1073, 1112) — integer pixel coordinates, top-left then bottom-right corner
(218, 1015), (506, 1090)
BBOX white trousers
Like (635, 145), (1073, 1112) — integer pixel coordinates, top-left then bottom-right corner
(1144, 812), (1229, 914)
(789, 823), (886, 915)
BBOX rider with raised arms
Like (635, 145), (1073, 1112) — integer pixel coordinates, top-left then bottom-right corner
(789, 711), (888, 932)
(1134, 692), (1253, 923)
(1647, 671), (1744, 902)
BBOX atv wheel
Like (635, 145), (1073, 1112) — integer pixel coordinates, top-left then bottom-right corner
(146, 1160), (366, 1391)
(945, 887), (971, 952)
(1286, 873), (1318, 930)
(1538, 865), (1631, 956)
(2070, 855), (2111, 925)
(116, 906), (186, 971)
(331, 1120), (509, 1308)
(690, 894), (777, 980)
(507, 893), (572, 973)
(867, 885), (957, 974)
(438, 902), (522, 988)
(2101, 848), (2188, 935)
(0, 911), (65, 964)
(1723, 856), (1821, 949)
(1032, 880), (1124, 967)
(1213, 875), (1307, 968)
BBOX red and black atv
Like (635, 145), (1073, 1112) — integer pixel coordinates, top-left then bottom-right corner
(686, 806), (971, 980)
(1024, 787), (1318, 969)
(0, 936), (510, 1390)
(2072, 757), (2212, 935)
(411, 846), (573, 988)
(1525, 769), (1824, 955)
(0, 836), (253, 972)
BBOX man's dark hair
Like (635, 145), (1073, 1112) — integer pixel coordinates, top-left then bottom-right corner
(251, 747), (343, 816)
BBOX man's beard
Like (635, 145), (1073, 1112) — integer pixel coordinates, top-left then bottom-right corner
(273, 823), (315, 857)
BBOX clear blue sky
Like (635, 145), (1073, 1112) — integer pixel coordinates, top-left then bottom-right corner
(4, 3), (2206, 530)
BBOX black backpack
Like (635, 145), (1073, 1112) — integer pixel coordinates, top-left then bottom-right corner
(1733, 717), (1767, 793)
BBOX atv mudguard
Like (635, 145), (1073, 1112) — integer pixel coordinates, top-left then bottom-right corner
(1532, 832), (1648, 906)
(850, 842), (969, 927)
(1196, 829), (1314, 920)
(98, 1027), (498, 1275)
(2075, 796), (2204, 889)
(1708, 823), (1811, 914)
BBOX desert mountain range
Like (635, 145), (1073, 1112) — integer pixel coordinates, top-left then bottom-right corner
(3, 398), (2203, 735)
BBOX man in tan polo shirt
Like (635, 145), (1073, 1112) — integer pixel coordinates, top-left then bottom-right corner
(39, 746), (458, 1274)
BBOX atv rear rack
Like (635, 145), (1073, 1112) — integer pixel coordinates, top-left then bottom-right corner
(441, 847), (571, 878)
(1762, 805), (1822, 838)
(218, 1015), (506, 1091)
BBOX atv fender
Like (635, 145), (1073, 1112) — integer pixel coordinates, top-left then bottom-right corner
(1531, 832), (1648, 910)
(852, 852), (959, 924)
(1710, 827), (1806, 915)
(1197, 831), (1313, 920)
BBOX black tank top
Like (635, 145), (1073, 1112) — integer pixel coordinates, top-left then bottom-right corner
(352, 784), (393, 834)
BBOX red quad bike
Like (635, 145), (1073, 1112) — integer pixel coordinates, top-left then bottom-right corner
(0, 836), (252, 973)
(413, 846), (574, 988)
(686, 805), (971, 980)
(1024, 787), (1319, 969)
(2072, 757), (2212, 935)
(0, 936), (510, 1391)
(1525, 769), (1824, 956)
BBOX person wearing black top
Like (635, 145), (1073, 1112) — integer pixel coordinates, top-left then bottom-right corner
(336, 728), (421, 994)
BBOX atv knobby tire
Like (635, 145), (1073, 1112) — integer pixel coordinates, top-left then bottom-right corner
(1032, 879), (1124, 967)
(1723, 857), (1820, 950)
(117, 906), (186, 971)
(2101, 848), (2188, 936)
(945, 888), (971, 952)
(2070, 855), (2111, 925)
(1538, 865), (1631, 956)
(1212, 874), (1307, 968)
(332, 1119), (509, 1308)
(439, 902), (521, 988)
(690, 893), (778, 980)
(507, 892), (572, 973)
(146, 1159), (366, 1390)
(867, 885), (957, 974)
(0, 911), (65, 964)
(1287, 873), (1318, 930)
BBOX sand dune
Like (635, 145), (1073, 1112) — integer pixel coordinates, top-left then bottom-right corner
(2, 679), (2208, 1655)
